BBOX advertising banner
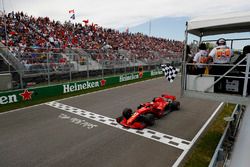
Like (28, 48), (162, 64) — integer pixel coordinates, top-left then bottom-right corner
(0, 70), (162, 106)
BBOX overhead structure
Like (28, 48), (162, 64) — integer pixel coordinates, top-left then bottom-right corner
(187, 11), (250, 36)
(182, 11), (250, 105)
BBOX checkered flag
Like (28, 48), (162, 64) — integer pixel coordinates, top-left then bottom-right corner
(161, 64), (179, 83)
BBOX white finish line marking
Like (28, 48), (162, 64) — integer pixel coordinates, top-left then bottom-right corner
(46, 101), (191, 151)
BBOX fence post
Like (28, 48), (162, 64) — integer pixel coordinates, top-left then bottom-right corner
(134, 56), (136, 73)
(102, 60), (104, 78)
(87, 53), (89, 79)
(69, 52), (72, 82)
(243, 53), (250, 96)
(124, 60), (127, 74)
(76, 53), (79, 72)
(20, 70), (24, 89)
(47, 52), (50, 85)
(114, 60), (116, 76)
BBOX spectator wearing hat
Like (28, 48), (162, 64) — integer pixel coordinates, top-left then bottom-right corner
(193, 43), (208, 75)
(207, 38), (234, 75)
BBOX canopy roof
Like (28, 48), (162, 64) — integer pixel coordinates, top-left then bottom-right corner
(187, 11), (250, 36)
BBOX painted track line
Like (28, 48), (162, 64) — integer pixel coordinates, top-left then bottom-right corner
(172, 102), (224, 167)
(46, 101), (191, 151)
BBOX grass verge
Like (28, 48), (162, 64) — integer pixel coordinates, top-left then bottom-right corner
(0, 75), (161, 113)
(183, 103), (236, 167)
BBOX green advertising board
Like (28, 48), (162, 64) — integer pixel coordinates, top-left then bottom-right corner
(0, 70), (163, 106)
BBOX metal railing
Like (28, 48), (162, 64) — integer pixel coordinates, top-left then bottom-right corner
(0, 43), (26, 73)
(0, 47), (181, 91)
(183, 53), (250, 97)
(209, 104), (245, 167)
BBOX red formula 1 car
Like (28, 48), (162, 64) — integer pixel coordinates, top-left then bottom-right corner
(116, 94), (180, 129)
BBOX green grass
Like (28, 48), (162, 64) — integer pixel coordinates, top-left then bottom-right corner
(183, 103), (236, 167)
(0, 75), (161, 113)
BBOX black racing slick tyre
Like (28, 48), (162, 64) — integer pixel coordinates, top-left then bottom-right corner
(143, 113), (155, 126)
(170, 101), (180, 111)
(137, 104), (143, 109)
(122, 108), (133, 119)
(116, 116), (123, 123)
(152, 97), (157, 102)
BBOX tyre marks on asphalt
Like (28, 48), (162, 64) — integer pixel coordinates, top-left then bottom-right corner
(46, 101), (191, 151)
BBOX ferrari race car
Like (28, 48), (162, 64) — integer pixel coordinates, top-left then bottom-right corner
(116, 94), (180, 129)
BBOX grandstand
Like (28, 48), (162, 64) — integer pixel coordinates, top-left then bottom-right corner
(0, 11), (182, 90)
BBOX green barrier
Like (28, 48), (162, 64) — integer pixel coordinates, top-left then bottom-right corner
(0, 70), (163, 106)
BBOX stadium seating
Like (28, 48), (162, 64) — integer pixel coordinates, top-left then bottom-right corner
(0, 11), (183, 72)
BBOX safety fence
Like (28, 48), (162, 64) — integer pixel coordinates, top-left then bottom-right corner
(0, 46), (181, 91)
(208, 104), (245, 167)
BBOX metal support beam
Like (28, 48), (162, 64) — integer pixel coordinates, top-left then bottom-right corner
(205, 57), (247, 92)
(181, 22), (188, 97)
(243, 53), (250, 96)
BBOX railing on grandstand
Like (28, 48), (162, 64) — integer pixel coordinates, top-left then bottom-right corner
(0, 43), (26, 73)
(0, 47), (181, 91)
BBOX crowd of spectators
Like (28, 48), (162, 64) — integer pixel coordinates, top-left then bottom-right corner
(0, 11), (183, 68)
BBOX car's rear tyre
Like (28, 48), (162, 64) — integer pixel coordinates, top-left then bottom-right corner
(143, 113), (155, 126)
(122, 108), (133, 119)
(137, 104), (143, 109)
(164, 104), (170, 111)
(152, 97), (157, 102)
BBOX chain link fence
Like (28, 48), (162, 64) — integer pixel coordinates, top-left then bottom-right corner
(0, 46), (181, 91)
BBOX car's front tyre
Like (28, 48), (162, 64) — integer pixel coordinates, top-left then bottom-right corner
(142, 113), (155, 126)
(122, 108), (133, 119)
(170, 101), (180, 111)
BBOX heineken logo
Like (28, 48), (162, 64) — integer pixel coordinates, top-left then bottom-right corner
(0, 70), (156, 106)
(63, 80), (101, 93)
(0, 94), (18, 105)
(151, 70), (163, 76)
(119, 74), (139, 82)
(100, 79), (106, 86)
(19, 89), (33, 100)
(0, 89), (33, 105)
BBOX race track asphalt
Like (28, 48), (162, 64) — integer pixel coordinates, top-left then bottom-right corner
(0, 77), (220, 167)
